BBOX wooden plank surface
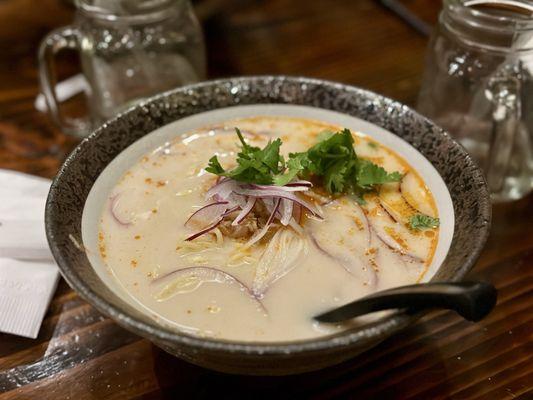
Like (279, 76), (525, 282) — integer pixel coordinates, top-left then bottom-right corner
(0, 0), (532, 398)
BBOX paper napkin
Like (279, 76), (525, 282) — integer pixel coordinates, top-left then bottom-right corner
(0, 169), (59, 338)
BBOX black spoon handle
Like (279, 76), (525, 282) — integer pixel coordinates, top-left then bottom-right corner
(314, 281), (497, 323)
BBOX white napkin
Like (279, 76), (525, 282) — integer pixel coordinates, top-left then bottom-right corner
(0, 169), (59, 338)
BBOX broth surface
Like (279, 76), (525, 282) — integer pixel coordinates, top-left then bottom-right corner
(98, 117), (439, 341)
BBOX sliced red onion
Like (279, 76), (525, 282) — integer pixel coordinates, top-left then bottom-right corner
(251, 229), (307, 297)
(233, 187), (301, 198)
(372, 228), (424, 263)
(232, 197), (256, 226)
(306, 200), (376, 286)
(262, 197), (275, 212)
(152, 266), (267, 313)
(185, 217), (223, 241)
(367, 204), (425, 263)
(232, 187), (322, 218)
(400, 172), (435, 217)
(184, 201), (228, 227)
(109, 194), (132, 227)
(309, 232), (336, 261)
(242, 221), (272, 249)
(250, 184), (310, 192)
(221, 205), (240, 217)
(242, 199), (280, 248)
(267, 198), (281, 225)
(187, 179), (321, 241)
(226, 192), (247, 209)
(280, 198), (293, 226)
(379, 200), (400, 224)
(285, 180), (313, 187)
(308, 232), (377, 286)
(308, 232), (356, 277)
(352, 201), (371, 248)
(205, 178), (239, 201)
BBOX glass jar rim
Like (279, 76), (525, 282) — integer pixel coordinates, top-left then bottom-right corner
(445, 0), (533, 32)
(75, 0), (181, 23)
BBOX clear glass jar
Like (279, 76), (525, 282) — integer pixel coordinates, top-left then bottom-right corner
(417, 0), (533, 202)
(39, 0), (206, 137)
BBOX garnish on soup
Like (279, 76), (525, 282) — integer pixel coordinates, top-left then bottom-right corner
(289, 129), (402, 196)
(98, 116), (440, 342)
(409, 214), (440, 230)
(191, 128), (403, 243)
(207, 128), (402, 197)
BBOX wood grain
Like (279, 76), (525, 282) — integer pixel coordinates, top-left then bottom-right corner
(0, 0), (532, 398)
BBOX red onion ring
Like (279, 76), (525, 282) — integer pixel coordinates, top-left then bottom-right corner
(250, 183), (310, 192)
(185, 217), (224, 241)
(152, 266), (267, 313)
(109, 194), (132, 227)
(184, 201), (229, 227)
(308, 232), (377, 286)
(280, 198), (294, 226)
(367, 204), (425, 263)
(186, 178), (323, 241)
(231, 187), (322, 218)
(232, 197), (256, 226)
(285, 180), (313, 187)
(205, 178), (239, 201)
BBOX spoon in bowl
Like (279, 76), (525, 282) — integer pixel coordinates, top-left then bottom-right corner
(314, 281), (497, 323)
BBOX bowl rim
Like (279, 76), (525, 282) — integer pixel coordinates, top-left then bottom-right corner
(46, 75), (492, 356)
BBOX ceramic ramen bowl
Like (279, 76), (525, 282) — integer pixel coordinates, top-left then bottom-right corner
(45, 76), (491, 375)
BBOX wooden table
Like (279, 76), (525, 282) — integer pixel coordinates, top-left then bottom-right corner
(0, 0), (531, 398)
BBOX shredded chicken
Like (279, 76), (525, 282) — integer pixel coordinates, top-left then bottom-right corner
(219, 218), (258, 239)
(218, 201), (270, 239)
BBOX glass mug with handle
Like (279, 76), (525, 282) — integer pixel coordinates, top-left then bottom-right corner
(39, 0), (206, 137)
(417, 0), (533, 202)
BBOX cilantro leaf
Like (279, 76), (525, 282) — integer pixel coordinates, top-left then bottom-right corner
(235, 127), (259, 153)
(273, 153), (307, 186)
(356, 159), (402, 188)
(204, 127), (402, 196)
(230, 156), (274, 184)
(300, 128), (355, 175)
(409, 214), (440, 230)
(204, 128), (288, 185)
(324, 159), (350, 193)
(316, 130), (335, 142)
(291, 128), (401, 195)
(205, 156), (225, 175)
(257, 138), (283, 173)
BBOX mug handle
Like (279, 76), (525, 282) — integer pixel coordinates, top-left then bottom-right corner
(38, 26), (90, 137)
(485, 67), (522, 194)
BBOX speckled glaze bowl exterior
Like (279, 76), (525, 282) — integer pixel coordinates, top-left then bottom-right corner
(45, 76), (491, 375)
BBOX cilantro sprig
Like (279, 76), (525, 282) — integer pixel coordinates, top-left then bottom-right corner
(409, 214), (440, 230)
(205, 128), (402, 197)
(290, 129), (401, 195)
(205, 128), (289, 185)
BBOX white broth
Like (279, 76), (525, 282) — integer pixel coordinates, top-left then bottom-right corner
(97, 116), (439, 341)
